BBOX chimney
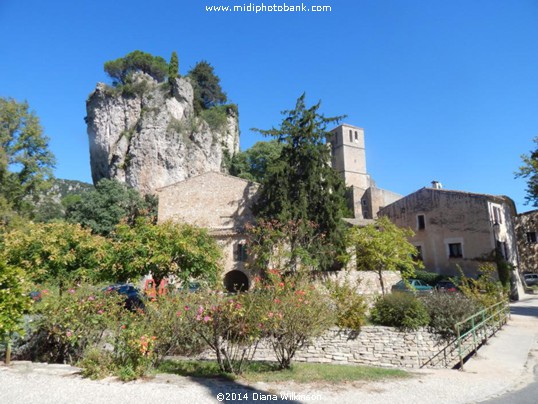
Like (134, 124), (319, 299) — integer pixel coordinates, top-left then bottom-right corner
(431, 181), (442, 189)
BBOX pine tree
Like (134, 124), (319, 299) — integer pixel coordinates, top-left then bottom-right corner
(252, 94), (349, 271)
(168, 51), (179, 85)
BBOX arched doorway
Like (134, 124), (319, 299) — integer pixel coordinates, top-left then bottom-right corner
(224, 270), (249, 292)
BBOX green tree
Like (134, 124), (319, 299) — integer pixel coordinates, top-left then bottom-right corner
(1, 222), (109, 288)
(0, 260), (31, 364)
(516, 136), (538, 207)
(109, 219), (222, 286)
(252, 94), (349, 272)
(348, 216), (420, 294)
(104, 50), (168, 85)
(66, 179), (157, 236)
(230, 140), (283, 183)
(168, 51), (179, 84)
(187, 61), (227, 113)
(0, 98), (56, 221)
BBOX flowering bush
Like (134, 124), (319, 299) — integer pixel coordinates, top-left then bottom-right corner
(254, 270), (334, 369)
(28, 284), (125, 364)
(324, 275), (367, 331)
(183, 290), (262, 374)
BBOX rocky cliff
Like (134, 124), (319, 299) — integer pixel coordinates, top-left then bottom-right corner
(86, 73), (239, 194)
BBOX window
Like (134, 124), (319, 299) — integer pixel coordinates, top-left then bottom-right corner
(492, 206), (503, 224)
(349, 129), (353, 142)
(235, 243), (248, 262)
(527, 232), (537, 244)
(417, 215), (425, 230)
(448, 243), (463, 258)
(354, 131), (358, 141)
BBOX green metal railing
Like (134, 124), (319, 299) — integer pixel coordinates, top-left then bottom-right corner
(454, 300), (510, 370)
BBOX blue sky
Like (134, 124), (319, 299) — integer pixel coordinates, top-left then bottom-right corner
(1, 0), (537, 213)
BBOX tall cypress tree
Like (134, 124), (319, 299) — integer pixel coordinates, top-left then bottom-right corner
(168, 51), (179, 85)
(252, 94), (349, 271)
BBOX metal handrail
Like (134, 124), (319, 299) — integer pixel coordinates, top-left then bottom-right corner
(454, 300), (510, 370)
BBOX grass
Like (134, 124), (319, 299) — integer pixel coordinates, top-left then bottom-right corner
(157, 360), (409, 384)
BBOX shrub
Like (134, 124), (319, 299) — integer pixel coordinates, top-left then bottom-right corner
(28, 284), (125, 364)
(422, 292), (482, 340)
(458, 263), (507, 308)
(254, 271), (335, 369)
(370, 292), (430, 331)
(182, 290), (262, 375)
(324, 275), (367, 331)
(414, 270), (444, 286)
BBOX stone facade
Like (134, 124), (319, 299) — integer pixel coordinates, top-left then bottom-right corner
(156, 172), (258, 290)
(379, 186), (519, 278)
(327, 124), (402, 219)
(516, 209), (538, 273)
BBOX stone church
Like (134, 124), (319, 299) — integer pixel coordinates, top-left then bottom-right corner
(156, 124), (401, 291)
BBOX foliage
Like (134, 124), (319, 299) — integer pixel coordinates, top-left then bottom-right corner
(252, 94), (349, 272)
(370, 292), (430, 331)
(348, 216), (421, 294)
(182, 290), (263, 374)
(188, 61), (227, 113)
(109, 218), (223, 286)
(458, 263), (507, 308)
(29, 284), (126, 364)
(104, 50), (168, 85)
(414, 270), (444, 286)
(66, 178), (157, 236)
(168, 51), (179, 84)
(324, 274), (367, 331)
(143, 294), (206, 361)
(423, 292), (482, 340)
(200, 105), (228, 132)
(515, 136), (538, 207)
(253, 270), (335, 369)
(246, 219), (325, 274)
(1, 222), (109, 287)
(0, 97), (56, 222)
(0, 260), (32, 363)
(230, 140), (284, 183)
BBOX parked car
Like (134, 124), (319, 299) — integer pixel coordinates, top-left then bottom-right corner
(104, 284), (145, 311)
(435, 280), (459, 292)
(391, 279), (434, 293)
(523, 274), (538, 287)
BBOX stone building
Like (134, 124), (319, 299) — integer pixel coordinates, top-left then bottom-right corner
(156, 171), (258, 291)
(327, 124), (402, 219)
(516, 209), (538, 273)
(379, 184), (519, 278)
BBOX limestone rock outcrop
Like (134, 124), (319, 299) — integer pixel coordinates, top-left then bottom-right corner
(86, 73), (239, 194)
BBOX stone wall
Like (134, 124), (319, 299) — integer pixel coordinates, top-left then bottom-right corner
(198, 326), (460, 369)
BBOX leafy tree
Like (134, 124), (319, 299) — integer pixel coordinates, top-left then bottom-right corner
(0, 260), (31, 364)
(1, 222), (109, 288)
(348, 216), (421, 294)
(168, 51), (179, 84)
(188, 61), (227, 113)
(109, 219), (222, 286)
(516, 136), (538, 207)
(252, 94), (349, 272)
(66, 179), (157, 236)
(104, 50), (168, 85)
(230, 140), (283, 183)
(0, 98), (56, 221)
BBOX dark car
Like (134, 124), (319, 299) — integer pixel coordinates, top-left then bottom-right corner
(436, 280), (458, 292)
(104, 284), (145, 311)
(523, 274), (538, 287)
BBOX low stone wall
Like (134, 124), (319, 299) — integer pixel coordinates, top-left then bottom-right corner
(198, 326), (460, 369)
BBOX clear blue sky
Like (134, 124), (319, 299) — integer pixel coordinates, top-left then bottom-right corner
(1, 0), (537, 213)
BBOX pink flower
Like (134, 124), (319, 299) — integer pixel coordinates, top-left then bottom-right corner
(66, 331), (72, 337)
(268, 312), (274, 318)
(68, 289), (75, 294)
(203, 316), (211, 322)
(88, 296), (95, 301)
(97, 310), (104, 314)
(196, 314), (202, 321)
(184, 305), (190, 311)
(42, 289), (49, 295)
(176, 311), (182, 317)
(197, 305), (204, 315)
